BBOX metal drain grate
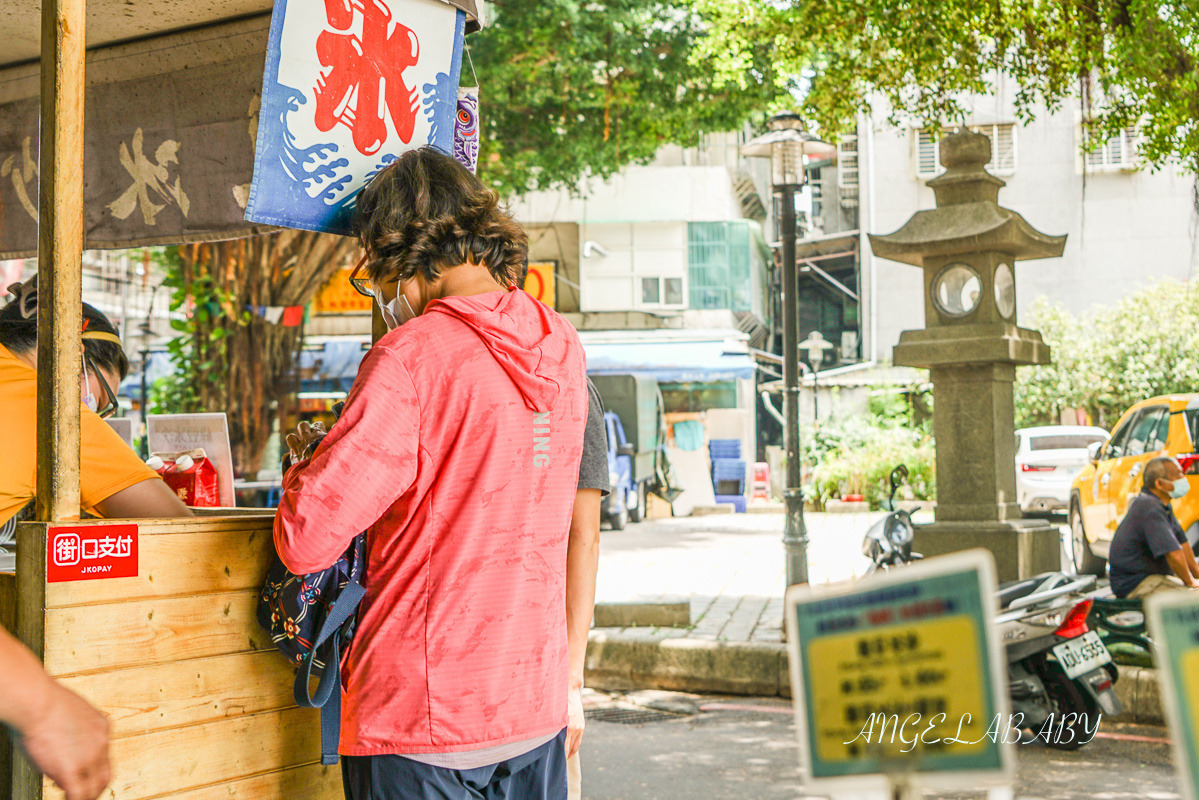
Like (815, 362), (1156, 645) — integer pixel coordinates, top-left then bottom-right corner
(584, 707), (684, 725)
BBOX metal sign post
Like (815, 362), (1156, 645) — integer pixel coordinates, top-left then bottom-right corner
(784, 549), (1012, 797)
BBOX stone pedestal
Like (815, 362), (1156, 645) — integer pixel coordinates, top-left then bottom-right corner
(867, 130), (1068, 582)
(913, 520), (1061, 583)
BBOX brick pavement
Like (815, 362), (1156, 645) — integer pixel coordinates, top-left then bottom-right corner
(593, 511), (889, 644)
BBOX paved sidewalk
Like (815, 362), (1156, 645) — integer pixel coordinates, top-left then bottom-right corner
(586, 510), (888, 696)
(584, 511), (1164, 724)
(593, 511), (884, 646)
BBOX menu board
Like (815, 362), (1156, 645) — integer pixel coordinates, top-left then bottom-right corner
(785, 550), (1011, 794)
(146, 413), (235, 507)
(1147, 592), (1199, 800)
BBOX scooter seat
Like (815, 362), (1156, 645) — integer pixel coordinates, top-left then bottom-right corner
(996, 576), (1046, 609)
(996, 572), (1081, 610)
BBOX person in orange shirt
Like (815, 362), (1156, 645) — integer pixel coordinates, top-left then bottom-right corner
(0, 278), (191, 800)
(0, 277), (191, 532)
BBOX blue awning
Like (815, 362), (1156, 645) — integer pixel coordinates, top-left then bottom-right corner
(584, 340), (755, 383)
(298, 339), (367, 394)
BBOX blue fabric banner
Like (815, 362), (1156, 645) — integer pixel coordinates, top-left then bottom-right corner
(246, 0), (465, 236)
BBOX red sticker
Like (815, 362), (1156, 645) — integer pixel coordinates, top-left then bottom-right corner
(46, 524), (139, 582)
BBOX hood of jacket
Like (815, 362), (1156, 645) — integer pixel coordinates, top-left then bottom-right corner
(424, 288), (574, 412)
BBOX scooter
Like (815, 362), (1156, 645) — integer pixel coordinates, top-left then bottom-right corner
(861, 465), (922, 573)
(860, 465), (1122, 750)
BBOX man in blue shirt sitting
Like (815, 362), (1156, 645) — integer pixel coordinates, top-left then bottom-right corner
(1108, 456), (1198, 598)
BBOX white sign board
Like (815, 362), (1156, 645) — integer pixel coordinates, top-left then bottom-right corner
(147, 413), (236, 507)
(1147, 591), (1199, 800)
(105, 417), (134, 449)
(785, 549), (1011, 796)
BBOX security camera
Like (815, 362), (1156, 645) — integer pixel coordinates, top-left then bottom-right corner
(582, 240), (610, 258)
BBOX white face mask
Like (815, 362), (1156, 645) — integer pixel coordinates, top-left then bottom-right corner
(1169, 476), (1190, 499)
(81, 366), (98, 412)
(377, 289), (418, 330)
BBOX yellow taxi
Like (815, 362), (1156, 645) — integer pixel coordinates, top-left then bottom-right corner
(1070, 395), (1199, 575)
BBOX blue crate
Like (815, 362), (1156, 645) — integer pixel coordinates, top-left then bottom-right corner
(714, 494), (747, 513)
(711, 458), (747, 482)
(708, 438), (742, 459)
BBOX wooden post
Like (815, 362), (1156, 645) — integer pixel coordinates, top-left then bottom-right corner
(35, 0), (87, 523)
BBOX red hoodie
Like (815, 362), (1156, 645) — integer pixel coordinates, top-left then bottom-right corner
(274, 288), (587, 756)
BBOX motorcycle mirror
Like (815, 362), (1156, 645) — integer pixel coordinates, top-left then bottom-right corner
(889, 464), (909, 492)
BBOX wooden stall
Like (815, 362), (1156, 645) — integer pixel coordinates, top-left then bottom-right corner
(3, 515), (344, 800)
(1, 0), (481, 795)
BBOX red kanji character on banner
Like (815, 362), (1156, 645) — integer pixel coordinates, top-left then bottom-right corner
(315, 0), (421, 156)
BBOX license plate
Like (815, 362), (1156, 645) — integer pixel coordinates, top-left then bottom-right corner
(1052, 631), (1112, 679)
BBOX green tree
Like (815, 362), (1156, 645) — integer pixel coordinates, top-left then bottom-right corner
(1015, 281), (1199, 427)
(1090, 280), (1199, 419)
(151, 233), (356, 474)
(698, 0), (1199, 169)
(1013, 298), (1094, 427)
(472, 0), (793, 196)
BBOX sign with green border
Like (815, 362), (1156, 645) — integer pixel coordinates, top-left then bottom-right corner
(784, 549), (1012, 794)
(1146, 591), (1199, 800)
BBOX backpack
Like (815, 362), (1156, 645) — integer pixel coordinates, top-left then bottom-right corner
(257, 524), (367, 765)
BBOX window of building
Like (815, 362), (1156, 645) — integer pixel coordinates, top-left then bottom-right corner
(1083, 125), (1140, 171)
(915, 123), (1017, 179)
(663, 277), (683, 305)
(640, 276), (684, 308)
(641, 277), (660, 304)
(837, 134), (859, 207)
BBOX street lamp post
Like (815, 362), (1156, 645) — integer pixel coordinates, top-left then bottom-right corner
(799, 331), (834, 424)
(742, 113), (833, 589)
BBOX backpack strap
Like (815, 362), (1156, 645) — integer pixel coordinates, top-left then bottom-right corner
(292, 579), (367, 764)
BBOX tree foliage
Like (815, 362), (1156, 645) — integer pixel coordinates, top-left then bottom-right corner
(471, 0), (793, 196)
(698, 0), (1199, 170)
(151, 233), (356, 474)
(1015, 281), (1199, 427)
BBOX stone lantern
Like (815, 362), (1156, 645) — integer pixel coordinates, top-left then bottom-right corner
(868, 130), (1065, 581)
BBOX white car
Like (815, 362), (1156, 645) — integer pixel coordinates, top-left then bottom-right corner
(1015, 426), (1111, 515)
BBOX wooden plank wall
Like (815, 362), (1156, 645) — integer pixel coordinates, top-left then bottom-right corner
(12, 517), (343, 800)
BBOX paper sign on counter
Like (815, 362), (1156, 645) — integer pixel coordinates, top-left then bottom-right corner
(147, 413), (235, 507)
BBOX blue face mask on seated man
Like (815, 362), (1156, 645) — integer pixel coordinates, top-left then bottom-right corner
(1169, 476), (1191, 499)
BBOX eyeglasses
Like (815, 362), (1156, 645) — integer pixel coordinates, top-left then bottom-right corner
(85, 357), (119, 419)
(349, 254), (374, 298)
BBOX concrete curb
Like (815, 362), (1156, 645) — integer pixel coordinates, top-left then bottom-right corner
(586, 632), (789, 697)
(587, 632), (1164, 723)
(1113, 665), (1165, 725)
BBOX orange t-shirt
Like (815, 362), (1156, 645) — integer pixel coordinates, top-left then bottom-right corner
(0, 343), (159, 522)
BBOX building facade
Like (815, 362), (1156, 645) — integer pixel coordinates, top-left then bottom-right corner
(813, 83), (1199, 365)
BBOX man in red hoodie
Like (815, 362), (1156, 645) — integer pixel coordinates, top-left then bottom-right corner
(275, 147), (587, 800)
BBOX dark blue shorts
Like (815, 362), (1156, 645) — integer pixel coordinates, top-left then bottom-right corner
(341, 729), (568, 800)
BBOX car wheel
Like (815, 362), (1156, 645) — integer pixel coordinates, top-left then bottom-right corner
(628, 482), (646, 523)
(609, 489), (628, 531)
(1070, 502), (1106, 577)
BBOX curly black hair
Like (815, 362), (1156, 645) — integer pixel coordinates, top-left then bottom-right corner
(352, 147), (528, 287)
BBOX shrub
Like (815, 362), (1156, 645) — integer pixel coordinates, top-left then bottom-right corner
(806, 417), (935, 510)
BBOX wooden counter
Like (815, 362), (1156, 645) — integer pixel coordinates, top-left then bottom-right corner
(7, 516), (343, 800)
